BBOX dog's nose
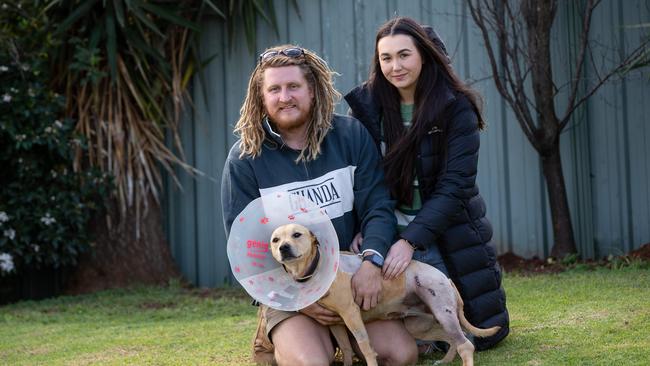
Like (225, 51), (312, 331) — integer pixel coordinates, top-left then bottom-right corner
(279, 244), (291, 254)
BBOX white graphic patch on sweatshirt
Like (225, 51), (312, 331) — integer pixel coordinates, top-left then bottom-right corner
(259, 166), (356, 219)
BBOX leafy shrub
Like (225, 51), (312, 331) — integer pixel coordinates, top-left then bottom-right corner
(0, 2), (110, 276)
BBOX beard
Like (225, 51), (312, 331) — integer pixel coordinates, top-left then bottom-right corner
(268, 106), (312, 133)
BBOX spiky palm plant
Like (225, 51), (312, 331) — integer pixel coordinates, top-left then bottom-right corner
(32, 1), (291, 290)
(44, 0), (281, 235)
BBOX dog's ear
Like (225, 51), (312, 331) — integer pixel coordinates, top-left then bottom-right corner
(309, 230), (319, 248)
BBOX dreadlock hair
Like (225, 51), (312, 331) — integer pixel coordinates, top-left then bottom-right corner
(368, 17), (486, 205)
(235, 44), (341, 162)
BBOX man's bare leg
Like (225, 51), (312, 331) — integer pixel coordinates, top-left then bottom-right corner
(271, 314), (335, 366)
(352, 319), (418, 366)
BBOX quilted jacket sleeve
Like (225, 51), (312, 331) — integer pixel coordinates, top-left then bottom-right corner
(400, 98), (480, 248)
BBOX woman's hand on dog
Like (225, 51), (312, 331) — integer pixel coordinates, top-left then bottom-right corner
(383, 239), (414, 280)
(298, 303), (342, 325)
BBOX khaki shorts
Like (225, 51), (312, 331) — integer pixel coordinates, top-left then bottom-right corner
(261, 305), (299, 341)
(260, 305), (344, 348)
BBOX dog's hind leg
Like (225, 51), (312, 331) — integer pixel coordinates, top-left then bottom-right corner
(412, 274), (475, 366)
(404, 315), (456, 364)
(456, 340), (475, 366)
(440, 342), (458, 364)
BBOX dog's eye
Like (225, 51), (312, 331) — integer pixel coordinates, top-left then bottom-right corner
(272, 237), (279, 243)
(292, 232), (302, 238)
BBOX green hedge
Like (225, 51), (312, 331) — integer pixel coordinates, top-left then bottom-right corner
(0, 2), (110, 277)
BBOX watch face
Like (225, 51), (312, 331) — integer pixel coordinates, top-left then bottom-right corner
(374, 254), (384, 267)
(364, 254), (384, 267)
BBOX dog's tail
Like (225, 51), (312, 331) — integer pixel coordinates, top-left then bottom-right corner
(451, 281), (501, 338)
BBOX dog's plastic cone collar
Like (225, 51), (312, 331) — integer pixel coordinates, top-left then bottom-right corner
(227, 192), (340, 311)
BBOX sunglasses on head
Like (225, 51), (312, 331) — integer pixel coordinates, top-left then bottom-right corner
(258, 47), (305, 64)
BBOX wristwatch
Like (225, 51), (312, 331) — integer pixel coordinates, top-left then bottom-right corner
(362, 253), (384, 268)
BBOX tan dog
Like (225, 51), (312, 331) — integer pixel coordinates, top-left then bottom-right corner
(269, 223), (500, 366)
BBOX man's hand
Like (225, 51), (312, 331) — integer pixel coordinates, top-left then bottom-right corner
(351, 259), (382, 311)
(298, 302), (342, 325)
(383, 239), (414, 280)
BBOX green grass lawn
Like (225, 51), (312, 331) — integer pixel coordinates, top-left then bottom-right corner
(1, 266), (649, 365)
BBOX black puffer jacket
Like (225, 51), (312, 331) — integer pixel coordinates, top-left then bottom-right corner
(345, 84), (509, 350)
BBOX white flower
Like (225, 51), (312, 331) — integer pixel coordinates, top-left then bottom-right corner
(51, 170), (58, 178)
(31, 244), (40, 253)
(0, 65), (8, 72)
(3, 228), (15, 240)
(40, 213), (56, 226)
(54, 120), (63, 128)
(21, 64), (29, 71)
(0, 211), (8, 223)
(28, 88), (35, 97)
(0, 253), (14, 273)
(15, 134), (26, 141)
(45, 126), (53, 133)
(2, 94), (11, 103)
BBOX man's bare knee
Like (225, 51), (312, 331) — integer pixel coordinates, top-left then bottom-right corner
(271, 315), (334, 366)
(274, 337), (333, 366)
(366, 319), (418, 366)
(377, 337), (418, 366)
(275, 350), (331, 366)
(380, 348), (418, 366)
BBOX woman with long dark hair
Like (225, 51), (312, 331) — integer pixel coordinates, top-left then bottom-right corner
(345, 16), (509, 350)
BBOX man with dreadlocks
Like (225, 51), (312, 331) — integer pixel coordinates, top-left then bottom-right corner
(221, 45), (418, 366)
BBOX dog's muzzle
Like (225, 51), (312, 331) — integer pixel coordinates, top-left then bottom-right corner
(279, 243), (295, 260)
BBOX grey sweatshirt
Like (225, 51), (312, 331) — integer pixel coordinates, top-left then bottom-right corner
(221, 114), (396, 256)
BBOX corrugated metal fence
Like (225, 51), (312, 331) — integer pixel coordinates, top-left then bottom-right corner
(163, 0), (650, 287)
